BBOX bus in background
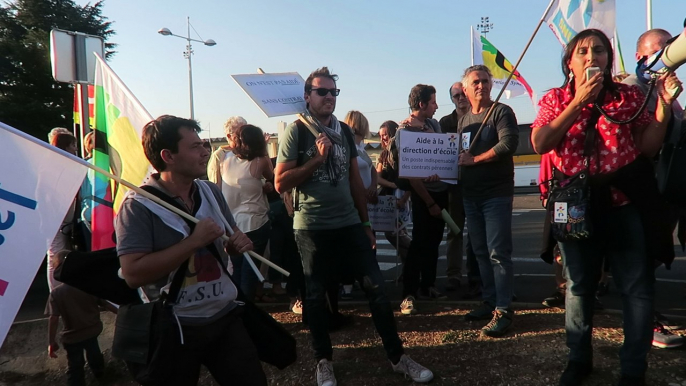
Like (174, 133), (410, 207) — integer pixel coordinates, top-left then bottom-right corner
(513, 123), (541, 192)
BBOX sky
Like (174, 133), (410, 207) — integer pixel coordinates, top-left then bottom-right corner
(77, 0), (686, 138)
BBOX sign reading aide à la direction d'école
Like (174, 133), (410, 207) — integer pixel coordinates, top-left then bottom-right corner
(231, 73), (307, 117)
(398, 131), (459, 180)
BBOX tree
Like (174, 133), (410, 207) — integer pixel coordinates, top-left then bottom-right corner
(0, 0), (115, 140)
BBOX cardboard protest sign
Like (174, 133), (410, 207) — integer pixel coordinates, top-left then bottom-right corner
(231, 73), (307, 117)
(397, 131), (459, 180)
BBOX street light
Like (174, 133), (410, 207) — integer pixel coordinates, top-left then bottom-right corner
(158, 17), (216, 120)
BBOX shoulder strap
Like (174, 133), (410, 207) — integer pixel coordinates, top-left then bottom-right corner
(139, 185), (192, 304)
(340, 122), (356, 150)
(294, 120), (314, 167)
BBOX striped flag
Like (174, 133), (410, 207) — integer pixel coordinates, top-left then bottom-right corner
(0, 121), (89, 348)
(90, 55), (154, 250)
(471, 27), (535, 102)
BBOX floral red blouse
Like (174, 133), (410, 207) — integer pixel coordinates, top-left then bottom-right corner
(532, 82), (653, 205)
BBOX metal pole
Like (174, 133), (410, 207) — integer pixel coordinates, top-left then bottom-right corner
(468, 0), (555, 149)
(187, 17), (195, 120)
(646, 0), (653, 30)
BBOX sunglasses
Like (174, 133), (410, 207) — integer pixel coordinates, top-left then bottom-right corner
(452, 93), (466, 100)
(311, 88), (340, 97)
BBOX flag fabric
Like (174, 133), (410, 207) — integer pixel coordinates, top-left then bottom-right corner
(0, 121), (89, 348)
(90, 54), (154, 250)
(471, 27), (535, 102)
(546, 0), (616, 46)
(73, 85), (95, 127)
(613, 28), (626, 75)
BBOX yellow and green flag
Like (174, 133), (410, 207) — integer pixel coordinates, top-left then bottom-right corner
(90, 55), (153, 250)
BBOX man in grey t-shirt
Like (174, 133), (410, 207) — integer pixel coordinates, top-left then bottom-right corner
(275, 67), (433, 386)
(458, 65), (519, 338)
(115, 115), (266, 385)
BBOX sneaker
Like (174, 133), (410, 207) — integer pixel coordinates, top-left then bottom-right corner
(655, 311), (684, 331)
(339, 285), (353, 301)
(481, 310), (513, 337)
(400, 296), (418, 315)
(418, 287), (447, 300)
(391, 354), (433, 383)
(616, 374), (645, 386)
(465, 302), (495, 321)
(445, 277), (461, 291)
(462, 281), (482, 299)
(559, 360), (593, 386)
(290, 298), (303, 315)
(652, 322), (685, 349)
(316, 359), (337, 386)
(542, 291), (565, 308)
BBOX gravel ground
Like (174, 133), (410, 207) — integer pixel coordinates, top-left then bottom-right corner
(1, 303), (685, 386)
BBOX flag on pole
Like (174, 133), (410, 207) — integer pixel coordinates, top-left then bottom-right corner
(546, 0), (616, 46)
(471, 27), (535, 102)
(73, 85), (95, 127)
(613, 28), (626, 75)
(90, 54), (154, 250)
(0, 121), (89, 348)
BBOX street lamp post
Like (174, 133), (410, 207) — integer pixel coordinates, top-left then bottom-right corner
(158, 17), (216, 120)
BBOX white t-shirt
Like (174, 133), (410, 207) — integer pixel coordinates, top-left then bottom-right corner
(356, 142), (373, 189)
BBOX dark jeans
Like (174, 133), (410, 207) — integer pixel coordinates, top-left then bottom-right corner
(559, 204), (654, 377)
(63, 336), (104, 386)
(465, 235), (481, 283)
(446, 185), (465, 278)
(148, 306), (267, 386)
(231, 221), (271, 300)
(295, 225), (403, 362)
(463, 195), (514, 311)
(403, 190), (448, 297)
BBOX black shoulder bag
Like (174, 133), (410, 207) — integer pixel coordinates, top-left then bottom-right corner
(138, 184), (297, 370)
(111, 255), (188, 384)
(547, 93), (603, 242)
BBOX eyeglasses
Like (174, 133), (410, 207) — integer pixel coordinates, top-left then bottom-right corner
(452, 93), (466, 100)
(310, 88), (340, 97)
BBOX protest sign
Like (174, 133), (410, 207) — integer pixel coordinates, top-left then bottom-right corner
(367, 196), (397, 232)
(231, 73), (307, 117)
(397, 131), (459, 179)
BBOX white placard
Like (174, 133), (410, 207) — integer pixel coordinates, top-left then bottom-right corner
(554, 202), (568, 223)
(231, 73), (307, 117)
(397, 131), (459, 180)
(367, 196), (397, 232)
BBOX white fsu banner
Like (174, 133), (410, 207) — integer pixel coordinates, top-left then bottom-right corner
(0, 122), (88, 348)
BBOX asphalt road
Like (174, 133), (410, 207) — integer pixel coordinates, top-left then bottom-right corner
(13, 194), (686, 323)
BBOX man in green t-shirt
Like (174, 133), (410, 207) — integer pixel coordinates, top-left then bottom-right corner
(275, 67), (433, 386)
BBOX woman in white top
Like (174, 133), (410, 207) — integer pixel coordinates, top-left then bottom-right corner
(219, 124), (273, 300)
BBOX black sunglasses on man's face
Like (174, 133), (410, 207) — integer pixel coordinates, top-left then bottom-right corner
(310, 88), (340, 97)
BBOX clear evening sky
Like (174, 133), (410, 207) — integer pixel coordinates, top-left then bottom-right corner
(80, 0), (686, 137)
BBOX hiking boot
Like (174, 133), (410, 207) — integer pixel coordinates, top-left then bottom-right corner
(617, 374), (645, 386)
(652, 322), (685, 349)
(391, 354), (433, 383)
(445, 276), (461, 291)
(290, 298), (303, 315)
(465, 302), (495, 321)
(481, 310), (513, 337)
(542, 291), (565, 308)
(655, 311), (683, 331)
(316, 359), (337, 386)
(559, 360), (593, 386)
(400, 296), (418, 315)
(418, 287), (447, 300)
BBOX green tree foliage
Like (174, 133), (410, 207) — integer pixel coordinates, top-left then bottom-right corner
(0, 0), (115, 140)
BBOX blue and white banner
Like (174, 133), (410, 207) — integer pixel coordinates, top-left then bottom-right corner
(546, 0), (616, 46)
(0, 122), (88, 348)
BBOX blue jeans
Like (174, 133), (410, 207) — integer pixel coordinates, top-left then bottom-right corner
(463, 196), (514, 311)
(231, 221), (271, 300)
(559, 204), (654, 377)
(295, 225), (403, 362)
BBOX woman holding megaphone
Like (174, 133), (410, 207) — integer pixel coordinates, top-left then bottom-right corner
(531, 29), (682, 386)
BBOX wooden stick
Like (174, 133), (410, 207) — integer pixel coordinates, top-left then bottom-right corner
(81, 162), (290, 277)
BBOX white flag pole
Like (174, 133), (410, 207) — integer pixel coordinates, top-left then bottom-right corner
(646, 0), (653, 30)
(0, 122), (289, 277)
(468, 0), (556, 148)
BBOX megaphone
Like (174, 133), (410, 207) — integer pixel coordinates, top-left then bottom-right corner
(637, 27), (686, 83)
